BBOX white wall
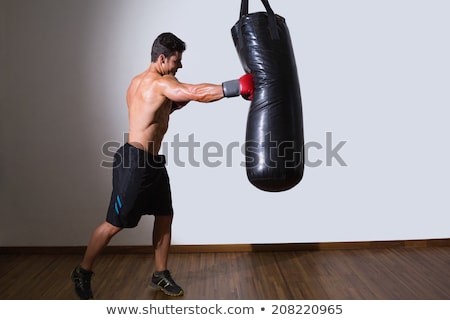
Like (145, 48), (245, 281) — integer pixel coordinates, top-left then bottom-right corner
(1, 0), (449, 246)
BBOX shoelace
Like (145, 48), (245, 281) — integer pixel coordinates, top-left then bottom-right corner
(156, 271), (177, 288)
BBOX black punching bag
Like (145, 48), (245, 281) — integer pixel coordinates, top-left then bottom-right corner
(232, 0), (304, 192)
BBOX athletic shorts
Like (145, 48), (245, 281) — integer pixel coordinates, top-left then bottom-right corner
(106, 143), (173, 228)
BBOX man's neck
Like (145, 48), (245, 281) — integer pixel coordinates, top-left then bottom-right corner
(149, 62), (164, 76)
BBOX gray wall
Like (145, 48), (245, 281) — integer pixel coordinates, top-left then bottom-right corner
(1, 0), (449, 246)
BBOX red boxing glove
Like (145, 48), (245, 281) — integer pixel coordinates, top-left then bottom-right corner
(239, 73), (254, 101)
(222, 73), (254, 101)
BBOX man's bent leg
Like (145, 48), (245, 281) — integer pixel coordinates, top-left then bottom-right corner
(81, 221), (122, 271)
(72, 221), (122, 299)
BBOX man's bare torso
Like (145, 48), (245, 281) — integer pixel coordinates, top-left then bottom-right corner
(126, 69), (172, 155)
(125, 50), (222, 155)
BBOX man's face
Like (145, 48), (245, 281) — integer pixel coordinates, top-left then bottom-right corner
(163, 51), (183, 76)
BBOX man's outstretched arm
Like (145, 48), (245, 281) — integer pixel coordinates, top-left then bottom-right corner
(161, 74), (254, 105)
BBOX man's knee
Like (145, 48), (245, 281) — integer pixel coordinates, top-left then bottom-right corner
(101, 221), (123, 236)
(155, 214), (173, 221)
(154, 215), (173, 229)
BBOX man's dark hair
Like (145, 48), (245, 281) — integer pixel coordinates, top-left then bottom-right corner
(151, 32), (186, 62)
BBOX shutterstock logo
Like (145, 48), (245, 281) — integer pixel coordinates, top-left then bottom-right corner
(304, 132), (348, 167)
(100, 132), (348, 169)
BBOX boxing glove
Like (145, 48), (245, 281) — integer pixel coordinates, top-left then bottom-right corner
(222, 73), (254, 100)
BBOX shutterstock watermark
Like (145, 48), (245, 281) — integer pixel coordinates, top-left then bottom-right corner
(100, 132), (348, 169)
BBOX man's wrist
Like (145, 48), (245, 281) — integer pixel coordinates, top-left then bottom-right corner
(222, 79), (240, 97)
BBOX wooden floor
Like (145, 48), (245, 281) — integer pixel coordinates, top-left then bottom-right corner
(0, 247), (449, 300)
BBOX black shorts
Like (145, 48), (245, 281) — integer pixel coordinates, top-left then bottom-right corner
(106, 143), (173, 228)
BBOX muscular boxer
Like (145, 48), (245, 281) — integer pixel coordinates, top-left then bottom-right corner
(71, 32), (253, 299)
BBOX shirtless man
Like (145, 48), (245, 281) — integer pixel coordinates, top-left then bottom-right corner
(71, 33), (253, 299)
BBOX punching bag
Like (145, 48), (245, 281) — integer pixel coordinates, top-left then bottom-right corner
(232, 0), (304, 192)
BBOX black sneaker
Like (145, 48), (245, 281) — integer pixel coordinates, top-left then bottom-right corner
(71, 265), (94, 300)
(151, 270), (184, 296)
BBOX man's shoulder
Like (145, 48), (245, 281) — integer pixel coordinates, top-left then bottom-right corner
(129, 71), (160, 90)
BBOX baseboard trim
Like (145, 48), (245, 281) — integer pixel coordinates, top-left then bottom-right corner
(0, 238), (449, 255)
